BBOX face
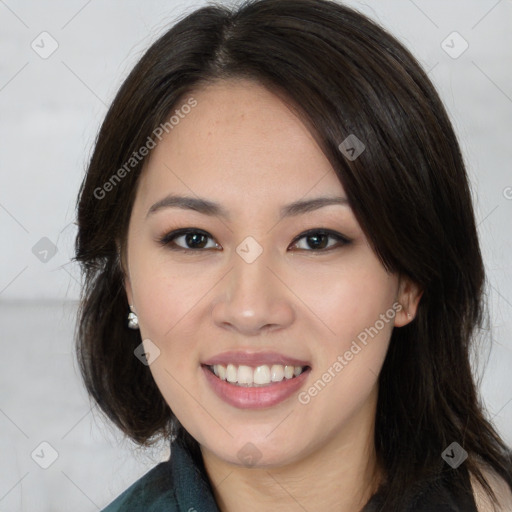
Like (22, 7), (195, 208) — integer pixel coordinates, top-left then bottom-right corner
(123, 79), (418, 468)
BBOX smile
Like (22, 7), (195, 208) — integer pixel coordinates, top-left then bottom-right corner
(201, 363), (311, 409)
(207, 363), (308, 387)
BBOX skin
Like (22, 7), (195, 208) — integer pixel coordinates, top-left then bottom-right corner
(122, 78), (423, 512)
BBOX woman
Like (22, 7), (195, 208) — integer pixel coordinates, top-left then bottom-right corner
(74, 0), (512, 510)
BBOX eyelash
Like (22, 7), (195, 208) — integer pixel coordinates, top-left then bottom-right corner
(157, 228), (351, 254)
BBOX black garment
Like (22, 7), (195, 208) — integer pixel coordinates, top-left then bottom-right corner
(362, 470), (479, 511)
(102, 437), (478, 511)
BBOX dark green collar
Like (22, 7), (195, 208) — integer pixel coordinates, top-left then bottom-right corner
(171, 439), (221, 511)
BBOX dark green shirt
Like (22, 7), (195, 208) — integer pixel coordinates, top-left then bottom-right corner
(101, 439), (220, 512)
(101, 439), (478, 511)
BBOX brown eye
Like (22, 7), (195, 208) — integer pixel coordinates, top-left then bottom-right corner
(158, 227), (351, 254)
(290, 229), (351, 252)
(159, 229), (219, 251)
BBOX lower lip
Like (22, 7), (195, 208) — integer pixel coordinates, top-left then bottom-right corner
(201, 365), (311, 409)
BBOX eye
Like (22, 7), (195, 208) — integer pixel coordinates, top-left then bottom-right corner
(289, 229), (351, 252)
(158, 228), (351, 253)
(158, 229), (220, 251)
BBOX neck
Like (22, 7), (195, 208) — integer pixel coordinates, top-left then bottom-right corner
(200, 389), (382, 512)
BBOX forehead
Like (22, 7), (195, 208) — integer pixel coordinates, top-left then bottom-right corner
(137, 79), (345, 208)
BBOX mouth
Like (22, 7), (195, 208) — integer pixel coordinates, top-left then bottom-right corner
(200, 351), (312, 409)
(202, 363), (311, 387)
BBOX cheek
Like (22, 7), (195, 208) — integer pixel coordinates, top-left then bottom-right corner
(128, 252), (219, 413)
(290, 253), (397, 347)
(130, 257), (206, 416)
(129, 247), (211, 341)
(296, 264), (396, 415)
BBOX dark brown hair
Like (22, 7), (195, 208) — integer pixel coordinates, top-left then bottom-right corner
(74, 0), (512, 508)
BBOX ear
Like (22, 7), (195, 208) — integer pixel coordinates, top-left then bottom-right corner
(394, 275), (424, 327)
(117, 239), (133, 307)
(124, 274), (134, 307)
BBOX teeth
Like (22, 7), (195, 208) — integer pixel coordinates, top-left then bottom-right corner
(237, 365), (253, 385)
(226, 364), (237, 383)
(217, 364), (226, 380)
(270, 364), (284, 382)
(209, 363), (306, 386)
(284, 365), (294, 379)
(253, 365), (271, 384)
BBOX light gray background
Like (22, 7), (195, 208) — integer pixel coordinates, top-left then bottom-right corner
(1, 0), (511, 510)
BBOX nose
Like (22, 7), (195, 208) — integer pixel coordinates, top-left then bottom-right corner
(211, 248), (295, 336)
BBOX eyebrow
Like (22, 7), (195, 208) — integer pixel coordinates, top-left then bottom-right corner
(146, 194), (350, 221)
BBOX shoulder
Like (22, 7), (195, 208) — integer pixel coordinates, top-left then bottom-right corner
(470, 464), (512, 512)
(100, 438), (220, 512)
(101, 459), (178, 512)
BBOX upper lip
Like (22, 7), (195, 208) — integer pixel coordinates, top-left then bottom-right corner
(202, 350), (311, 368)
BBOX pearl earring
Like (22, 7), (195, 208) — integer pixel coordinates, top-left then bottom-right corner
(127, 304), (139, 330)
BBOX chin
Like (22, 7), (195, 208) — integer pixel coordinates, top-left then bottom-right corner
(202, 434), (306, 469)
